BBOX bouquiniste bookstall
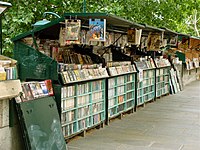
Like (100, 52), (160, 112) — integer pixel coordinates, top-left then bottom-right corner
(12, 12), (186, 142)
(12, 12), (145, 139)
(178, 35), (200, 85)
(165, 33), (200, 87)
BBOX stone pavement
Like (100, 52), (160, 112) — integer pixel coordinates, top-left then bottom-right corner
(68, 80), (200, 150)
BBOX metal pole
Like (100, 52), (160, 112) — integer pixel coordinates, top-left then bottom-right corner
(0, 16), (2, 55)
(83, 0), (86, 13)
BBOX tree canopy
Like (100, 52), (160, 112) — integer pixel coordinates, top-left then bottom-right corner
(2, 0), (200, 56)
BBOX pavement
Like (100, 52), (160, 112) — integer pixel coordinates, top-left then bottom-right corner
(68, 80), (200, 150)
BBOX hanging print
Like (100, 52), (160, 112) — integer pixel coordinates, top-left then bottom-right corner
(89, 19), (106, 41)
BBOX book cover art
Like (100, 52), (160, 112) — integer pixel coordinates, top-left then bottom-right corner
(70, 70), (77, 81)
(65, 71), (73, 82)
(44, 80), (54, 96)
(89, 19), (106, 41)
(79, 70), (85, 80)
(116, 66), (123, 74)
(127, 29), (136, 44)
(74, 70), (81, 81)
(60, 72), (66, 84)
(64, 71), (71, 83)
(39, 81), (49, 96)
(22, 83), (34, 100)
(147, 32), (162, 51)
(28, 82), (40, 98)
(135, 61), (148, 70)
(65, 19), (81, 41)
(35, 82), (44, 96)
(82, 69), (89, 79)
(20, 84), (28, 101)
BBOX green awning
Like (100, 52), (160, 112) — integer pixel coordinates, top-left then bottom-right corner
(161, 27), (179, 35)
(64, 12), (144, 31)
(12, 12), (145, 42)
(140, 23), (165, 33)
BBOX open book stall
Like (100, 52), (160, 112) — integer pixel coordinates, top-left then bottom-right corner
(106, 61), (137, 120)
(166, 34), (200, 87)
(102, 18), (143, 121)
(12, 13), (142, 139)
(12, 11), (200, 142)
(155, 28), (178, 96)
(182, 36), (200, 85)
(133, 25), (164, 105)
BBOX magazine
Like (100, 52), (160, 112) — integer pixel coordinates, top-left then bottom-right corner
(89, 19), (106, 41)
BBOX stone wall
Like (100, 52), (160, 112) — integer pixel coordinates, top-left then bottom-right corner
(182, 67), (200, 86)
(0, 99), (24, 150)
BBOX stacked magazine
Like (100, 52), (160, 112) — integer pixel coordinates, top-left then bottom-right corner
(15, 80), (54, 103)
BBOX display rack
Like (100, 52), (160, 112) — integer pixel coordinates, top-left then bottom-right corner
(154, 58), (171, 97)
(53, 79), (106, 138)
(106, 62), (137, 120)
(134, 58), (156, 106)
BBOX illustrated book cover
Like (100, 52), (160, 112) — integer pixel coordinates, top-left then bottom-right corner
(65, 19), (81, 41)
(89, 19), (106, 41)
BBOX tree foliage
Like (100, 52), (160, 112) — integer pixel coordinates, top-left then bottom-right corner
(2, 0), (199, 56)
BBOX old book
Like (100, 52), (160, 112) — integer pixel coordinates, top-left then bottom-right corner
(70, 70), (77, 81)
(65, 19), (81, 41)
(65, 71), (71, 83)
(74, 70), (81, 81)
(28, 82), (40, 98)
(20, 84), (28, 101)
(35, 82), (44, 96)
(60, 72), (66, 84)
(22, 83), (34, 100)
(44, 80), (54, 96)
(77, 54), (84, 64)
(127, 29), (136, 44)
(39, 81), (49, 96)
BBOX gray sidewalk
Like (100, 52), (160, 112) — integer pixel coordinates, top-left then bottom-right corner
(68, 80), (200, 150)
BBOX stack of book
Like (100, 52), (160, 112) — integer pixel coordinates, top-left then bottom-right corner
(135, 58), (156, 70)
(154, 57), (171, 68)
(58, 63), (102, 72)
(15, 80), (54, 103)
(0, 55), (18, 81)
(106, 61), (136, 76)
(61, 50), (93, 64)
(38, 39), (93, 64)
(60, 65), (108, 84)
(169, 68), (181, 94)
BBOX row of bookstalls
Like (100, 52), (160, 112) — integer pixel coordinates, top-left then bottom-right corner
(1, 12), (200, 149)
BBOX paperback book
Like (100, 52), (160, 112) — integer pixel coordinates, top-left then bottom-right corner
(16, 80), (53, 103)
